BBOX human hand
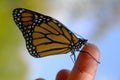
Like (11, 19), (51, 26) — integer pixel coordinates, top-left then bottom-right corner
(56, 43), (100, 80)
(36, 43), (100, 80)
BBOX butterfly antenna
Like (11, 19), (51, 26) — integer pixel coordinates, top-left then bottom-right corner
(80, 50), (100, 64)
(73, 32), (84, 39)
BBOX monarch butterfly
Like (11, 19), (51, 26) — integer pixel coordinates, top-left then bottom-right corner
(12, 8), (88, 59)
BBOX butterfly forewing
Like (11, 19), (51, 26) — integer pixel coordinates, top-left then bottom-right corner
(13, 8), (87, 58)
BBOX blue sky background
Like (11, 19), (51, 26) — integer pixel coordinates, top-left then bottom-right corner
(20, 8), (120, 79)
(1, 0), (119, 80)
(28, 22), (120, 80)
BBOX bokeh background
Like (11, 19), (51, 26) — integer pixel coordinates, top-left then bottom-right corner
(0, 0), (120, 80)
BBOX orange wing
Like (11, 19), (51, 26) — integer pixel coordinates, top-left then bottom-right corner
(13, 8), (87, 58)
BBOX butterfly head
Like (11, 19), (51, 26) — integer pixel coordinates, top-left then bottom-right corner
(75, 38), (88, 51)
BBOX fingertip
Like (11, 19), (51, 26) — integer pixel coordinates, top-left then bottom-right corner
(82, 43), (100, 63)
(56, 69), (70, 80)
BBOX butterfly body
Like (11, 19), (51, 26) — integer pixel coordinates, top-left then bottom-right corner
(13, 8), (87, 58)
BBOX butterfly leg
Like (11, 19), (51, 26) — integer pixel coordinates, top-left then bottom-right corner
(70, 53), (83, 73)
(70, 53), (76, 63)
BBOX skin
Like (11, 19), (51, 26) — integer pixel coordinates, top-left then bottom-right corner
(36, 43), (100, 80)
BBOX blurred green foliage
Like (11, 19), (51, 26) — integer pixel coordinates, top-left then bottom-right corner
(0, 0), (47, 80)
